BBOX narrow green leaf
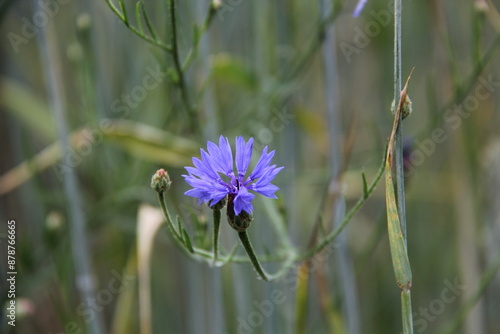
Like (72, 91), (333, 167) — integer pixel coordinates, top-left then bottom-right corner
(182, 228), (194, 253)
(141, 1), (158, 41)
(119, 0), (129, 25)
(176, 216), (182, 237)
(102, 120), (198, 167)
(192, 24), (200, 44)
(361, 171), (368, 199)
(221, 243), (239, 265)
(385, 165), (412, 288)
(135, 2), (143, 33)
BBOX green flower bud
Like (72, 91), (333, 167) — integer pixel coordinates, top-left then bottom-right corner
(151, 169), (172, 193)
(228, 210), (253, 232)
(391, 95), (412, 120)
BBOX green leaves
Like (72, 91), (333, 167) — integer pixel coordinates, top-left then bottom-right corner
(385, 69), (414, 289)
(385, 164), (412, 288)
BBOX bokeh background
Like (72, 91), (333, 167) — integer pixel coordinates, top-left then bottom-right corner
(1, 0), (500, 333)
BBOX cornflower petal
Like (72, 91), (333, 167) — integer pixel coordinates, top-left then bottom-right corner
(192, 156), (218, 180)
(249, 182), (279, 198)
(183, 136), (282, 215)
(206, 139), (232, 176)
(249, 146), (275, 181)
(235, 136), (253, 178)
(234, 187), (255, 215)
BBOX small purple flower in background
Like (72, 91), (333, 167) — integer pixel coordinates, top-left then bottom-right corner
(353, 0), (368, 17)
(183, 136), (284, 215)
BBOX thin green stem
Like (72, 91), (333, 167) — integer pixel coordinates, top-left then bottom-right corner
(401, 289), (414, 334)
(157, 192), (182, 241)
(394, 0), (406, 244)
(104, 0), (171, 52)
(238, 231), (268, 281)
(168, 0), (198, 133)
(213, 209), (221, 265)
(299, 144), (387, 260)
(181, 3), (218, 71)
(394, 0), (413, 332)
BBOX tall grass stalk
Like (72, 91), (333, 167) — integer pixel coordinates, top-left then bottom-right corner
(34, 1), (105, 333)
(393, 1), (413, 332)
(319, 0), (360, 332)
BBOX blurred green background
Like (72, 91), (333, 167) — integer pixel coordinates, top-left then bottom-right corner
(1, 0), (500, 333)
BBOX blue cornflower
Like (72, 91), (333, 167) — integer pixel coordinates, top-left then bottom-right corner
(183, 136), (284, 215)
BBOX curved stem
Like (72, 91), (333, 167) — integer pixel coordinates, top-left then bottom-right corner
(158, 192), (180, 240)
(238, 231), (268, 281)
(213, 209), (221, 265)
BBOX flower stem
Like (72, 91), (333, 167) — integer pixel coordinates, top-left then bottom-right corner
(238, 231), (268, 281)
(213, 209), (221, 265)
(157, 192), (181, 241)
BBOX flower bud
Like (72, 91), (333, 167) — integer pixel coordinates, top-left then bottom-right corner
(212, 0), (222, 9)
(228, 210), (253, 232)
(151, 169), (171, 193)
(391, 95), (413, 120)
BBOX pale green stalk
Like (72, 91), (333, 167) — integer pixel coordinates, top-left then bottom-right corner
(319, 0), (360, 331)
(393, 0), (413, 327)
(34, 1), (105, 333)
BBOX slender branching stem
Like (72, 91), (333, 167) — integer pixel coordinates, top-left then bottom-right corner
(299, 144), (387, 260)
(104, 0), (171, 51)
(238, 231), (268, 281)
(182, 3), (218, 71)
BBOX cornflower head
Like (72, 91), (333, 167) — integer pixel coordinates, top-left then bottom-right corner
(183, 136), (284, 218)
